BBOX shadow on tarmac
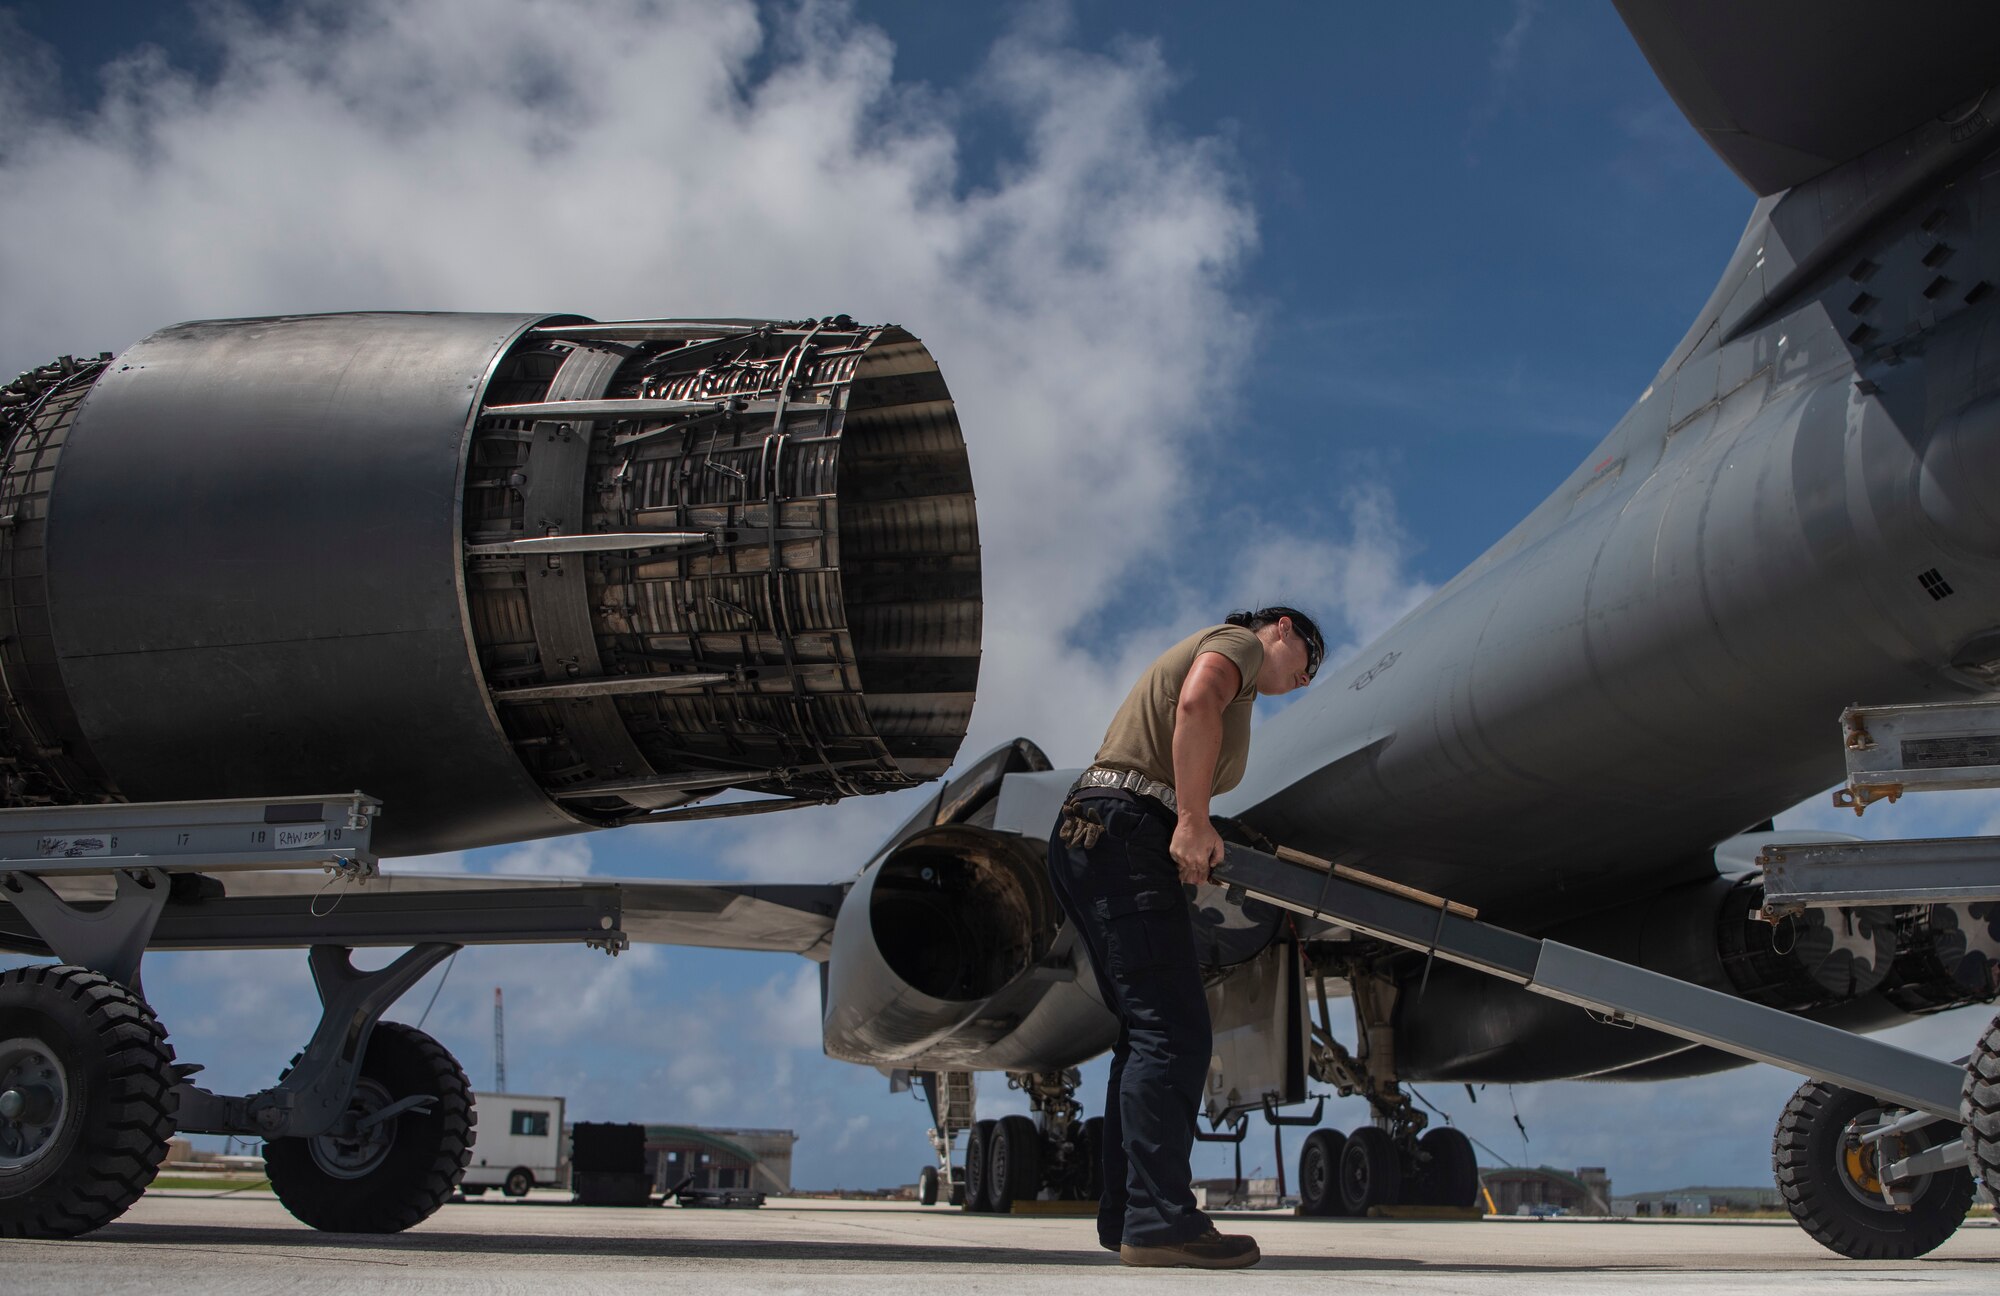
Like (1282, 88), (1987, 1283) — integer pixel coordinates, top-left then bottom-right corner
(59, 1221), (2000, 1273)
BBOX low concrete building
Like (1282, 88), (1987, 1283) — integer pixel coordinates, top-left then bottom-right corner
(640, 1125), (796, 1195)
(1616, 1185), (1783, 1216)
(1480, 1166), (1613, 1216)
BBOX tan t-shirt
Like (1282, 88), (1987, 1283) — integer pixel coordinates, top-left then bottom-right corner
(1093, 624), (1264, 797)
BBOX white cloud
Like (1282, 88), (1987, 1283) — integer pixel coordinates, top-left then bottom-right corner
(486, 837), (595, 877)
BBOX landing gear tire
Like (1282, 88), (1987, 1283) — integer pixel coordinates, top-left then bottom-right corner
(962, 1119), (995, 1212)
(986, 1114), (1040, 1213)
(1415, 1127), (1480, 1208)
(1337, 1126), (1403, 1216)
(0, 965), (176, 1239)
(918, 1165), (939, 1205)
(1965, 1010), (2000, 1219)
(265, 1022), (474, 1233)
(503, 1167), (533, 1197)
(1297, 1128), (1348, 1217)
(1773, 1078), (1973, 1259)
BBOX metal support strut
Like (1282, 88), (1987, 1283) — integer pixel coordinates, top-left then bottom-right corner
(172, 942), (460, 1139)
(1, 868), (169, 994)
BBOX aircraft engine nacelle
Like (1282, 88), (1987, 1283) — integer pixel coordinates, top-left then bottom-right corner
(820, 824), (1059, 1064)
(0, 313), (979, 855)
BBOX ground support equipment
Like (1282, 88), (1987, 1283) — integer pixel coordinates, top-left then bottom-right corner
(1210, 752), (2000, 1260)
(0, 792), (635, 1238)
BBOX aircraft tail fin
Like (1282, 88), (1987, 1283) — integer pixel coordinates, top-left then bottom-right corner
(1615, 1), (2000, 195)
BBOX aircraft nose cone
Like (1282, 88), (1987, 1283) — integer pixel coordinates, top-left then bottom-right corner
(1919, 393), (2000, 555)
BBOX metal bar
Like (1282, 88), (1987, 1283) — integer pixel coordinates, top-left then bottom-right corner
(480, 398), (715, 420)
(0, 886), (629, 952)
(631, 795), (836, 824)
(1213, 844), (1967, 1121)
(1527, 943), (1965, 1120)
(1886, 1138), (1970, 1182)
(0, 793), (377, 872)
(0, 849), (365, 877)
(528, 322), (765, 340)
(464, 531), (710, 556)
(551, 757), (882, 801)
(491, 673), (730, 703)
(1214, 846), (1541, 982)
(1760, 836), (2000, 913)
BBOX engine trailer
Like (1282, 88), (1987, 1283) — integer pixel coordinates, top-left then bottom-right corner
(0, 790), (663, 1236)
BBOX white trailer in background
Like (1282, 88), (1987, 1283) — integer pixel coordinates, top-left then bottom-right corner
(462, 1093), (566, 1197)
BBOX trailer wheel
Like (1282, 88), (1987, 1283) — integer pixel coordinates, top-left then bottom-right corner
(265, 1022), (473, 1233)
(1297, 1128), (1347, 1216)
(503, 1167), (533, 1197)
(917, 1164), (939, 1205)
(1774, 1079), (1973, 1259)
(962, 1118), (994, 1212)
(0, 965), (176, 1239)
(986, 1114), (1040, 1212)
(1337, 1126), (1403, 1216)
(1416, 1127), (1481, 1208)
(1965, 1010), (2000, 1219)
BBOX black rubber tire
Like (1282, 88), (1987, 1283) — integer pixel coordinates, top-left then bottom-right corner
(1774, 1078), (1973, 1259)
(0, 965), (176, 1239)
(1965, 1010), (2000, 1220)
(503, 1167), (533, 1197)
(460, 1185), (488, 1196)
(1337, 1126), (1403, 1216)
(918, 1164), (939, 1205)
(948, 1180), (966, 1207)
(962, 1119), (995, 1212)
(1078, 1115), (1105, 1201)
(1416, 1127), (1480, 1208)
(1298, 1128), (1348, 1216)
(265, 1022), (474, 1233)
(987, 1113), (1041, 1212)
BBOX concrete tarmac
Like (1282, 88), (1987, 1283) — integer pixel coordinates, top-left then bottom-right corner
(6, 1192), (1999, 1294)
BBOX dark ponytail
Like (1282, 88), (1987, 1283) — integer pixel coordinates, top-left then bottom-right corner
(1226, 605), (1326, 677)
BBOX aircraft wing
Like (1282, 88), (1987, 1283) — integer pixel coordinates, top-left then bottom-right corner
(1616, 1), (2000, 195)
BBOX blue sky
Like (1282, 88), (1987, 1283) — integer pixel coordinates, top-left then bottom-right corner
(2, 0), (1994, 1198)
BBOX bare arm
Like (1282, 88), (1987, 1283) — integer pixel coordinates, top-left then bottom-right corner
(1170, 651), (1240, 884)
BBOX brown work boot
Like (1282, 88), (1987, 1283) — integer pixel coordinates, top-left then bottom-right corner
(1119, 1228), (1261, 1269)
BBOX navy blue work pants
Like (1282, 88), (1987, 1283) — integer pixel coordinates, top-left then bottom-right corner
(1046, 793), (1213, 1247)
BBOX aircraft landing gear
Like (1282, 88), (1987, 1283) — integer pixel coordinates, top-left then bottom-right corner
(1774, 1078), (1974, 1260)
(955, 1069), (1096, 1212)
(1296, 962), (1483, 1217)
(0, 965), (178, 1238)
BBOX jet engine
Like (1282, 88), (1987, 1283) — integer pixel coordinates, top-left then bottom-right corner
(819, 823), (1059, 1064)
(0, 313), (979, 854)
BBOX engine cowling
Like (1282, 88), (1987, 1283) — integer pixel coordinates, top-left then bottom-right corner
(820, 824), (1059, 1064)
(0, 314), (979, 854)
